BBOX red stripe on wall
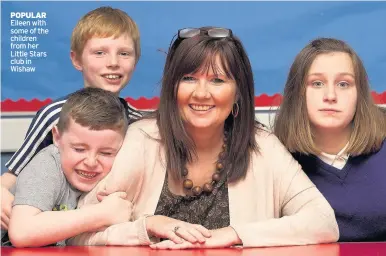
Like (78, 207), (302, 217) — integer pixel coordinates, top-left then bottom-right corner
(1, 92), (386, 112)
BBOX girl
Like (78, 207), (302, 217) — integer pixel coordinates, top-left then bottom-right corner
(275, 38), (386, 242)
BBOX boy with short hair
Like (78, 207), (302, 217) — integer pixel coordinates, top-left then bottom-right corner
(4, 87), (131, 247)
(1, 6), (142, 230)
(70, 6), (141, 95)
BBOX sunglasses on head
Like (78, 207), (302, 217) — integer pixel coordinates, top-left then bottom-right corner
(178, 27), (233, 39)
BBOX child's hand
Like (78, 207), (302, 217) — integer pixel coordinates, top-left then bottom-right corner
(98, 191), (133, 225)
(1, 187), (14, 230)
(96, 189), (118, 202)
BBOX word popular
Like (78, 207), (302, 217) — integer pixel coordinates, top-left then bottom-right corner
(10, 12), (47, 19)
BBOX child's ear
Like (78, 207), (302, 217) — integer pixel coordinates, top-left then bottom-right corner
(52, 126), (61, 147)
(70, 51), (83, 71)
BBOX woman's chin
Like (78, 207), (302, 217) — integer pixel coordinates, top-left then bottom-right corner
(186, 121), (216, 130)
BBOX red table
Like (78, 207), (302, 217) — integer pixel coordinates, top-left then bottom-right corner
(2, 243), (386, 256)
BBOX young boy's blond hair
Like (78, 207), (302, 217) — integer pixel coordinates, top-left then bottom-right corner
(71, 6), (141, 63)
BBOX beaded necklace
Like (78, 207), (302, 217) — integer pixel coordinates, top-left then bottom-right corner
(182, 134), (228, 196)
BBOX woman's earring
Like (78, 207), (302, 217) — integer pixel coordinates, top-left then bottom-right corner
(232, 102), (239, 118)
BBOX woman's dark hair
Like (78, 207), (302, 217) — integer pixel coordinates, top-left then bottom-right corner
(156, 27), (259, 182)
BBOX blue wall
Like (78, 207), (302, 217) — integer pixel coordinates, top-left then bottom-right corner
(2, 154), (12, 174)
(2, 1), (386, 101)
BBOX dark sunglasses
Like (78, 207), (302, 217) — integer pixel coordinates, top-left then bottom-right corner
(178, 27), (233, 39)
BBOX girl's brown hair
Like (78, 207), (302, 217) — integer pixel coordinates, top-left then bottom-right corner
(274, 38), (386, 156)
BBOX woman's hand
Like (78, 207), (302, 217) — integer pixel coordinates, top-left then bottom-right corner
(150, 227), (241, 249)
(146, 215), (212, 244)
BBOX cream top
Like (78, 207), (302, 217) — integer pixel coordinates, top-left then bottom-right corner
(68, 119), (339, 247)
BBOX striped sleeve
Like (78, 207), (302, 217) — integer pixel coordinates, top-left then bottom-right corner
(126, 103), (143, 120)
(5, 99), (66, 175)
(125, 101), (155, 122)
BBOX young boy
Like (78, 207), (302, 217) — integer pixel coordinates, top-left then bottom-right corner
(1, 6), (142, 231)
(3, 88), (131, 247)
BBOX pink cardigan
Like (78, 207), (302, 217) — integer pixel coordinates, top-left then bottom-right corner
(69, 119), (339, 247)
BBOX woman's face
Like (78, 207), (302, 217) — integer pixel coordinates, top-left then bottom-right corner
(305, 52), (358, 134)
(177, 55), (237, 131)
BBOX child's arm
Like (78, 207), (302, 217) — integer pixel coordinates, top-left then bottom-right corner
(9, 192), (132, 248)
(8, 145), (132, 247)
(2, 101), (62, 230)
(5, 100), (64, 176)
(1, 172), (17, 189)
(1, 173), (17, 230)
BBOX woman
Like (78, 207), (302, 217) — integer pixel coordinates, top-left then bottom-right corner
(69, 27), (338, 248)
(274, 38), (386, 242)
